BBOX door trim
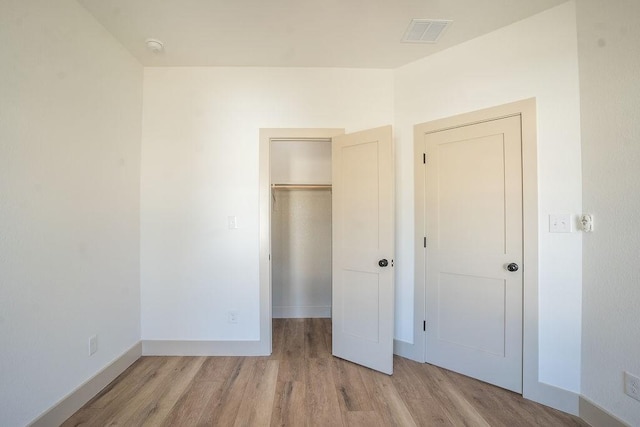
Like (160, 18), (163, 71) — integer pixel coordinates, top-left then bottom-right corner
(258, 128), (344, 354)
(414, 98), (540, 398)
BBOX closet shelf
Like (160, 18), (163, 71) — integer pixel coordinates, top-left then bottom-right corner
(271, 184), (332, 190)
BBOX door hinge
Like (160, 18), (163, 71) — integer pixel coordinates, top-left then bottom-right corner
(423, 236), (427, 248)
(423, 320), (426, 331)
(423, 153), (426, 164)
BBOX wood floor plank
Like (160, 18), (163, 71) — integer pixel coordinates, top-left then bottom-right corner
(281, 319), (304, 360)
(442, 367), (542, 427)
(160, 379), (222, 427)
(305, 318), (331, 359)
(103, 357), (184, 426)
(270, 358), (306, 427)
(305, 357), (344, 427)
(322, 317), (332, 353)
(270, 380), (305, 427)
(391, 356), (453, 425)
(331, 358), (374, 412)
(406, 361), (484, 426)
(359, 366), (417, 427)
(270, 319), (286, 360)
(277, 357), (305, 383)
(234, 359), (279, 427)
(436, 377), (492, 427)
(343, 410), (387, 427)
(196, 357), (257, 426)
(135, 357), (206, 426)
(195, 356), (236, 382)
(115, 357), (204, 426)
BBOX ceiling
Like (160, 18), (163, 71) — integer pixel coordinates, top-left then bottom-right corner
(77, 0), (568, 69)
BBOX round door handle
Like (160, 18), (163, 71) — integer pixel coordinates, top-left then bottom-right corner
(506, 263), (519, 272)
(378, 259), (389, 267)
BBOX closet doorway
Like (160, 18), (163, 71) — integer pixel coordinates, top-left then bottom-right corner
(258, 128), (344, 357)
(258, 127), (395, 374)
(270, 139), (333, 319)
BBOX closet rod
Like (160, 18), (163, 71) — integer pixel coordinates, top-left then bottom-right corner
(271, 184), (332, 190)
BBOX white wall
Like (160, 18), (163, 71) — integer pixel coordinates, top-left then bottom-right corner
(272, 190), (332, 318)
(0, 1), (143, 425)
(393, 1), (583, 393)
(577, 0), (640, 425)
(271, 140), (332, 185)
(140, 68), (393, 340)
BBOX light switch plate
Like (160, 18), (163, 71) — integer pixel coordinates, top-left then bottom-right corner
(549, 214), (572, 233)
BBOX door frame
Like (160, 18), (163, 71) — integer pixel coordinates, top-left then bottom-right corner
(413, 99), (540, 398)
(258, 128), (344, 354)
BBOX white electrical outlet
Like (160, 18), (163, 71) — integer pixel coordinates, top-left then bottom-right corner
(89, 335), (98, 356)
(624, 371), (640, 401)
(228, 311), (238, 324)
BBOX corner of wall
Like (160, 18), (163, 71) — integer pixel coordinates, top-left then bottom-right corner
(393, 339), (424, 363)
(524, 381), (579, 416)
(29, 343), (142, 427)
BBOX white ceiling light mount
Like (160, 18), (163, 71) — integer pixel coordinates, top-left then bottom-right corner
(145, 38), (164, 53)
(402, 19), (452, 43)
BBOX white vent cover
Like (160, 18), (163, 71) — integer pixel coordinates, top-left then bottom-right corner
(402, 19), (451, 43)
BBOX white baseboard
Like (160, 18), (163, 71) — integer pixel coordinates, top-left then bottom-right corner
(272, 305), (331, 318)
(579, 396), (630, 427)
(29, 342), (142, 427)
(393, 339), (424, 362)
(142, 339), (269, 356)
(523, 380), (580, 415)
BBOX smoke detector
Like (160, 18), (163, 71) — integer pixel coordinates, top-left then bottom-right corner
(145, 38), (164, 53)
(402, 19), (452, 43)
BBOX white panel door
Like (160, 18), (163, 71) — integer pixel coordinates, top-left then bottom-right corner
(423, 116), (523, 392)
(332, 126), (394, 375)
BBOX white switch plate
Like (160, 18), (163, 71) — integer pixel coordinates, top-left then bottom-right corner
(228, 311), (238, 323)
(549, 214), (572, 233)
(228, 216), (238, 229)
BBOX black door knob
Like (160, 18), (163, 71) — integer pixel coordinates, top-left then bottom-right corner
(378, 259), (389, 267)
(506, 263), (519, 272)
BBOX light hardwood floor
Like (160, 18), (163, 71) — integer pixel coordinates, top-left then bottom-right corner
(63, 319), (587, 426)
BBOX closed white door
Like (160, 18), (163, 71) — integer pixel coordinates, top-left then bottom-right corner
(421, 116), (523, 392)
(332, 126), (395, 375)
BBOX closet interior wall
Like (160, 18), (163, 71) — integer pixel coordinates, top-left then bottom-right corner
(270, 140), (332, 318)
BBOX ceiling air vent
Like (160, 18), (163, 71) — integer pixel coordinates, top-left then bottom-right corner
(402, 19), (451, 43)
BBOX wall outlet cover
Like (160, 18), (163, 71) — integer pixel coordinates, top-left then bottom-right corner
(580, 214), (594, 232)
(624, 371), (640, 401)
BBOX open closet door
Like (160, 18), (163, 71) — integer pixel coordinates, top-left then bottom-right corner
(332, 125), (395, 375)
